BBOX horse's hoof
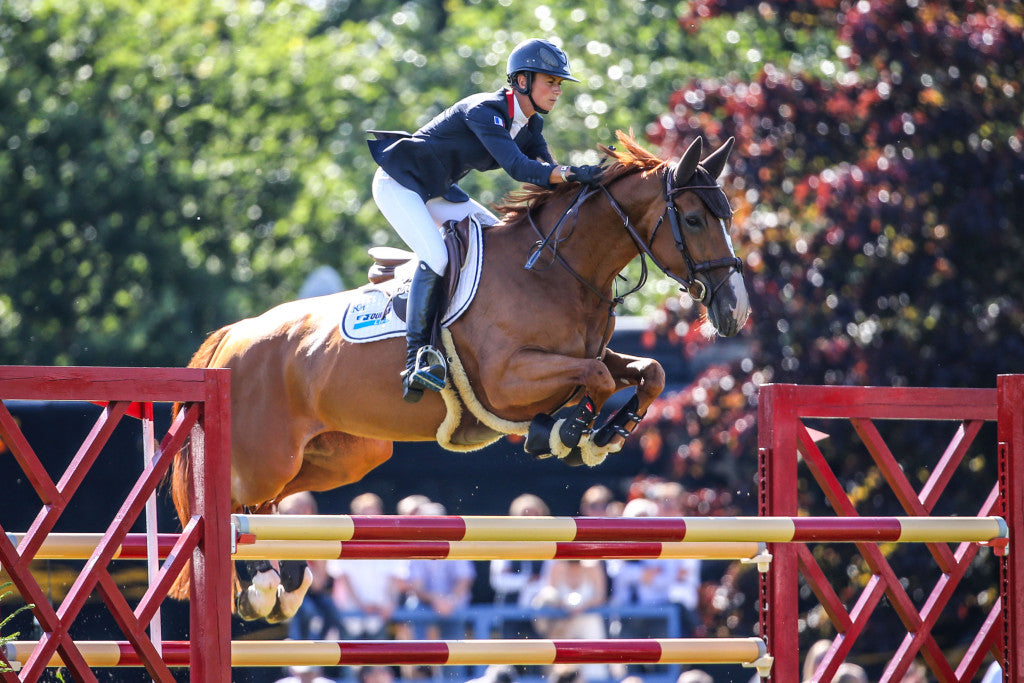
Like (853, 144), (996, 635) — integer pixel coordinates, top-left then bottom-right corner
(236, 568), (280, 620)
(237, 586), (276, 620)
(276, 567), (314, 619)
(279, 560), (309, 592)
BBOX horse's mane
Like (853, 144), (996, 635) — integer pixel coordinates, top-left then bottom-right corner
(496, 130), (669, 222)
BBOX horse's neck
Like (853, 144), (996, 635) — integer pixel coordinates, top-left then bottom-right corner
(534, 179), (656, 294)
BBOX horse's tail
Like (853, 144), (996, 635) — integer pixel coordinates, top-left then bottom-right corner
(168, 325), (232, 602)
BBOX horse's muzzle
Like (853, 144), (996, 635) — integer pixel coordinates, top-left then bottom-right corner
(706, 270), (750, 337)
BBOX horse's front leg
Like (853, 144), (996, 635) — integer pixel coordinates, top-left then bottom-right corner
(601, 347), (666, 413)
(486, 349), (618, 415)
(589, 348), (666, 451)
(482, 350), (616, 461)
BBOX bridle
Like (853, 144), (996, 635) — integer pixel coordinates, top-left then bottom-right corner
(648, 169), (744, 304)
(526, 166), (743, 311)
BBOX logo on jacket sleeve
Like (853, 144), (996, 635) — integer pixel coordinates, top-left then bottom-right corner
(493, 115), (503, 126)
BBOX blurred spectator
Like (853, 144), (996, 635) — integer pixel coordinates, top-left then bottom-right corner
(350, 492), (386, 515)
(490, 494), (552, 639)
(532, 559), (609, 680)
(547, 665), (585, 683)
(579, 484), (616, 516)
(356, 665), (396, 683)
(652, 481), (685, 517)
(576, 485), (617, 598)
(661, 486), (702, 639)
(609, 498), (694, 674)
(272, 665), (336, 683)
(490, 494), (552, 607)
(980, 660), (1003, 683)
(802, 639), (833, 683)
(832, 662), (869, 683)
(403, 502), (476, 640)
(466, 664), (519, 683)
(677, 670), (713, 683)
(279, 492), (344, 641)
(900, 661), (928, 683)
(327, 493), (408, 639)
(397, 494), (432, 516)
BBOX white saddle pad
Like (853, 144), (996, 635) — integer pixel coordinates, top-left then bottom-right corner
(339, 217), (484, 343)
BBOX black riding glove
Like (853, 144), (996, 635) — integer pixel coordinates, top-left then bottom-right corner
(568, 164), (605, 187)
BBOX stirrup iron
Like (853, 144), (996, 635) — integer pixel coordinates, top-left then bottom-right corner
(406, 345), (447, 392)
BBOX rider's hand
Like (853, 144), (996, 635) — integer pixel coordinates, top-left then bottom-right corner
(568, 164), (605, 187)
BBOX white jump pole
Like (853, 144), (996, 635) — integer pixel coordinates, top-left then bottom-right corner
(142, 402), (162, 661)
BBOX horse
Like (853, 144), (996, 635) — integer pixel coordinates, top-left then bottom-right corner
(168, 131), (750, 621)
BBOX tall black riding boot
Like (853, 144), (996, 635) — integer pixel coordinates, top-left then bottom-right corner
(402, 262), (448, 403)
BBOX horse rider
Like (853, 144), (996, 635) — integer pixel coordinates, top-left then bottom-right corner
(368, 38), (606, 403)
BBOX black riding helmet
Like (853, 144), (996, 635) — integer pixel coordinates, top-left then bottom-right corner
(506, 39), (578, 114)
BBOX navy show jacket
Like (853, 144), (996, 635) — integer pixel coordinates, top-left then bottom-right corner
(367, 89), (556, 203)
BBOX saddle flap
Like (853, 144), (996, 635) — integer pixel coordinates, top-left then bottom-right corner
(442, 217), (472, 302)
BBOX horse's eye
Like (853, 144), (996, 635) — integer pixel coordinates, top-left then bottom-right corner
(685, 215), (702, 229)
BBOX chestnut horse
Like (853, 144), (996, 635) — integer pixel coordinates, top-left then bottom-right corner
(169, 132), (749, 620)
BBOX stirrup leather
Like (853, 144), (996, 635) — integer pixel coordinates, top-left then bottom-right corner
(405, 345), (447, 391)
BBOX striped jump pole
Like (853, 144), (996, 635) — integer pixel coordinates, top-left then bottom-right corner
(2, 638), (773, 676)
(233, 514), (1009, 550)
(3, 532), (770, 567)
(233, 539), (772, 567)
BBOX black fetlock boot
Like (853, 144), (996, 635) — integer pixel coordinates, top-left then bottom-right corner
(402, 262), (448, 403)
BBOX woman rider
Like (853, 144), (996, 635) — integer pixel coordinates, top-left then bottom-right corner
(368, 38), (605, 403)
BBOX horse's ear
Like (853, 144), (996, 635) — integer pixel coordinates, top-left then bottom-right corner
(672, 137), (703, 187)
(701, 136), (735, 179)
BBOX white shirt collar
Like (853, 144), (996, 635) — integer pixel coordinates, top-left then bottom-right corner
(509, 93), (530, 139)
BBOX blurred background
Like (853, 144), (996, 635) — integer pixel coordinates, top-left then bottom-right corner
(1, 0), (1022, 681)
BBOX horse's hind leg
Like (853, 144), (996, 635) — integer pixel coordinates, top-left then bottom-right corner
(235, 433), (392, 623)
(235, 556), (314, 624)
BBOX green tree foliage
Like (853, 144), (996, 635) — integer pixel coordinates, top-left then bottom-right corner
(0, 0), (374, 363)
(0, 0), (841, 365)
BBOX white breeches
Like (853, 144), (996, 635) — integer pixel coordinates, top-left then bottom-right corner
(372, 167), (498, 276)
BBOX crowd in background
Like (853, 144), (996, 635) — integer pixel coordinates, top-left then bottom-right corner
(268, 479), (961, 683)
(272, 484), (728, 683)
